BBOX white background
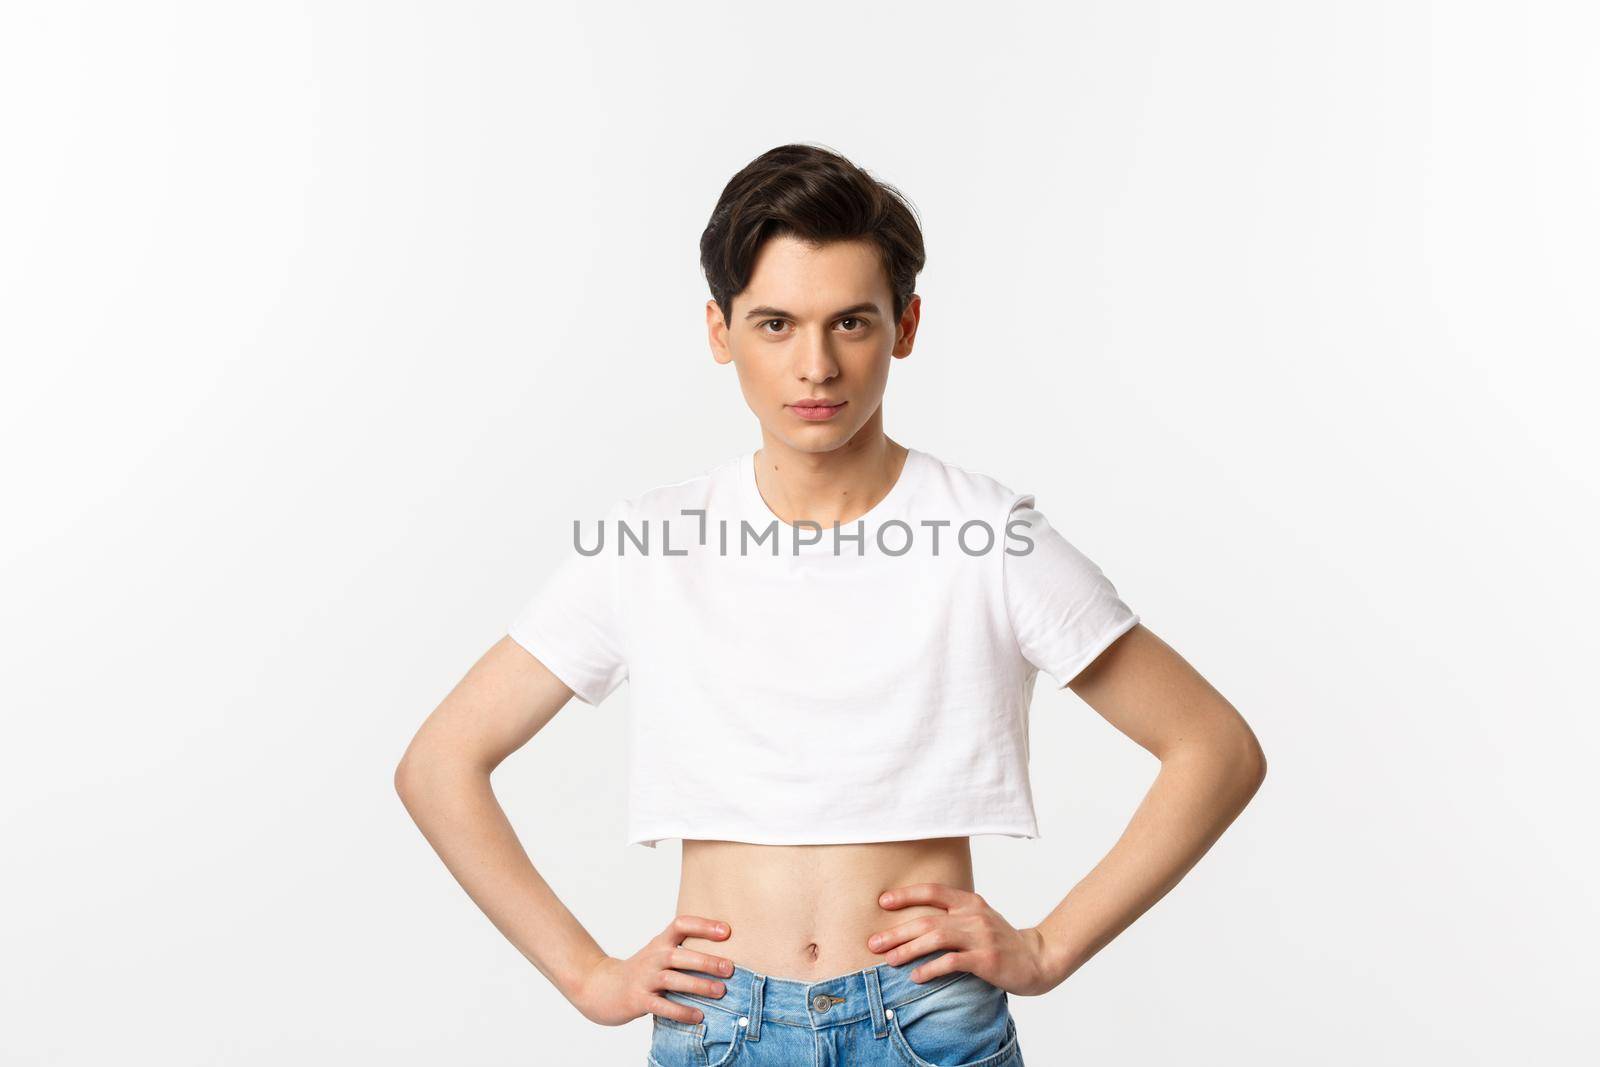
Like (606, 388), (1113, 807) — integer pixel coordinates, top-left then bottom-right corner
(2, 2), (1595, 1063)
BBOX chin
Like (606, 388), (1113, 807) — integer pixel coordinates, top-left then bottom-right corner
(775, 421), (862, 452)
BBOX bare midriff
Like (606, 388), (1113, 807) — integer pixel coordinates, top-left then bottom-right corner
(675, 837), (974, 982)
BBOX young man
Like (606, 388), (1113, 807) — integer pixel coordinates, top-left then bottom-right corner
(396, 144), (1267, 1066)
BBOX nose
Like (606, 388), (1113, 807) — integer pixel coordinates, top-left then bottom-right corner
(795, 332), (839, 385)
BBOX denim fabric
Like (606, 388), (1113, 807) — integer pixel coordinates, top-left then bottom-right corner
(648, 947), (1023, 1066)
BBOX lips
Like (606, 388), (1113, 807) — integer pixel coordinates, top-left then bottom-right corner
(788, 399), (847, 421)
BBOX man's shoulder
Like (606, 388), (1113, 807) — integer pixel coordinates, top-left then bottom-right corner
(613, 453), (741, 518)
(914, 447), (1028, 515)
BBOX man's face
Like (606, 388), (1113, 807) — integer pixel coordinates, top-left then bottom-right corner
(708, 234), (919, 455)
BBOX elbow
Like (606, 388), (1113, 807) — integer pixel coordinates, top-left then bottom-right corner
(1179, 718), (1265, 802)
(1234, 726), (1268, 799)
(393, 755), (419, 804)
(393, 743), (436, 805)
(394, 742), (491, 807)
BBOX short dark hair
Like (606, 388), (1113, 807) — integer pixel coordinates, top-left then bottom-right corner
(699, 143), (927, 327)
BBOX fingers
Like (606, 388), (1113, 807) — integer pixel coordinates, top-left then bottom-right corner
(879, 926), (952, 970)
(879, 883), (971, 911)
(662, 914), (731, 945)
(642, 915), (736, 1027)
(867, 915), (936, 956)
(644, 962), (729, 1026)
(646, 992), (705, 1026)
(905, 948), (969, 983)
(657, 966), (728, 1000)
(670, 947), (736, 979)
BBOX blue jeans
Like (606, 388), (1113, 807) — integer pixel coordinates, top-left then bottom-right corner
(648, 947), (1024, 1066)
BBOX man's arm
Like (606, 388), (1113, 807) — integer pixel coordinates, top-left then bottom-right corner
(394, 637), (609, 1007)
(1029, 623), (1268, 986)
(394, 637), (736, 1026)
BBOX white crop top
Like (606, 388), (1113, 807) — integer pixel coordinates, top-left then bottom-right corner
(507, 446), (1140, 849)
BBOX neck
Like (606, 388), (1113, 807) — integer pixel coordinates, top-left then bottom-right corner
(753, 426), (908, 528)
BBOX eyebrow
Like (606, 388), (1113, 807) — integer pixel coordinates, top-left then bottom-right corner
(743, 301), (882, 321)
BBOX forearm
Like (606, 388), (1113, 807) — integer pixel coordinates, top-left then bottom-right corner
(395, 757), (607, 1003)
(1030, 729), (1266, 987)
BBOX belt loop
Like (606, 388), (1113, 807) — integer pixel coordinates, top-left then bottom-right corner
(747, 974), (766, 1041)
(864, 965), (888, 1039)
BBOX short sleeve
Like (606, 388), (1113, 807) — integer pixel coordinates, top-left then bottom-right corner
(507, 499), (630, 707)
(1002, 494), (1140, 688)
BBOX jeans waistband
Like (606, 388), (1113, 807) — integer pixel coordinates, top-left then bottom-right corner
(669, 947), (967, 1040)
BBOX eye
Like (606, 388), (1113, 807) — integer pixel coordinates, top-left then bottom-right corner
(759, 319), (788, 334)
(838, 317), (868, 332)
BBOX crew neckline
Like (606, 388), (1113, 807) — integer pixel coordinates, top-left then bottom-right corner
(741, 444), (923, 538)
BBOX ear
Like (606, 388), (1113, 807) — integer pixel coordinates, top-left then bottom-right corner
(892, 293), (922, 358)
(707, 299), (734, 365)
